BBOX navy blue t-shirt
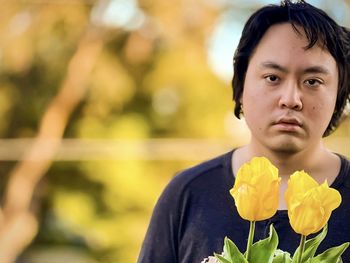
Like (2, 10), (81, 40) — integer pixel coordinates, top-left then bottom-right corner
(138, 150), (350, 263)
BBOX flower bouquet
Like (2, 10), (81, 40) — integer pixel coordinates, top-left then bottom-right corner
(202, 157), (349, 263)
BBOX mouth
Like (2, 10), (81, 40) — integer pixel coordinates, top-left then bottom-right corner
(273, 118), (302, 132)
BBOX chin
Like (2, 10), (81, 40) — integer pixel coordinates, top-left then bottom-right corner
(268, 140), (303, 155)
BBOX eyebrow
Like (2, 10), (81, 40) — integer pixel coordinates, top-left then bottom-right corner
(260, 61), (331, 75)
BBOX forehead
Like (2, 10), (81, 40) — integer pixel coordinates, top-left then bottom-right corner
(249, 23), (337, 73)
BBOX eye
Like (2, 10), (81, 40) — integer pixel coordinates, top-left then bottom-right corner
(264, 75), (280, 83)
(304, 78), (322, 87)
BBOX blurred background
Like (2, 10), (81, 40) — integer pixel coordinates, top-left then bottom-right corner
(1, 0), (350, 262)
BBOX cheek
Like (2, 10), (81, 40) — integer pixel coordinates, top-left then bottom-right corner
(241, 74), (276, 128)
(307, 100), (335, 126)
(242, 88), (272, 113)
(242, 95), (269, 132)
(242, 80), (266, 108)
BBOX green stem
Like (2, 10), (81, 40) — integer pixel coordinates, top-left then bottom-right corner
(297, 235), (306, 263)
(246, 221), (256, 261)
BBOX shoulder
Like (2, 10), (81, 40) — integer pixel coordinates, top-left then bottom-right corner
(337, 154), (350, 188)
(139, 151), (235, 263)
(165, 150), (234, 195)
(154, 150), (234, 211)
(330, 153), (350, 193)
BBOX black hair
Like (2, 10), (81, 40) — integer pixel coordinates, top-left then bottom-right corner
(233, 0), (350, 136)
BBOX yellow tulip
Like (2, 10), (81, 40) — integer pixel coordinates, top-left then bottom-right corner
(230, 157), (281, 221)
(285, 171), (342, 236)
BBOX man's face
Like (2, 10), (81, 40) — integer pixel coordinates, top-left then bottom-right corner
(242, 23), (338, 154)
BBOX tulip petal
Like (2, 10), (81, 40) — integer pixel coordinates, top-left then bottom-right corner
(231, 157), (280, 221)
(285, 171), (342, 236)
(285, 171), (318, 209)
(317, 182), (342, 211)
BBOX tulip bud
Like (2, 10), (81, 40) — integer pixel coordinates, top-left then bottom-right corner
(285, 171), (342, 236)
(230, 157), (281, 221)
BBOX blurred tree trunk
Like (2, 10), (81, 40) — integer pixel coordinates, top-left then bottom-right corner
(0, 26), (105, 263)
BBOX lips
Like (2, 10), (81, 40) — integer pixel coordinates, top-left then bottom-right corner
(277, 118), (302, 126)
(274, 117), (302, 132)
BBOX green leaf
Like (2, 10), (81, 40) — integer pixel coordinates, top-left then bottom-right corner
(215, 253), (233, 263)
(273, 249), (292, 263)
(292, 225), (328, 263)
(310, 242), (349, 263)
(216, 237), (248, 263)
(222, 237), (248, 262)
(249, 224), (279, 263)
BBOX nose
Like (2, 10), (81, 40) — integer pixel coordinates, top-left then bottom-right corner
(278, 82), (303, 111)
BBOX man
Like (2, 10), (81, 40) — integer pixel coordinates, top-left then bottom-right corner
(138, 1), (350, 262)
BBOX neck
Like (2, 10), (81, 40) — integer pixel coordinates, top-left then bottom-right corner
(233, 141), (336, 179)
(232, 142), (341, 211)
